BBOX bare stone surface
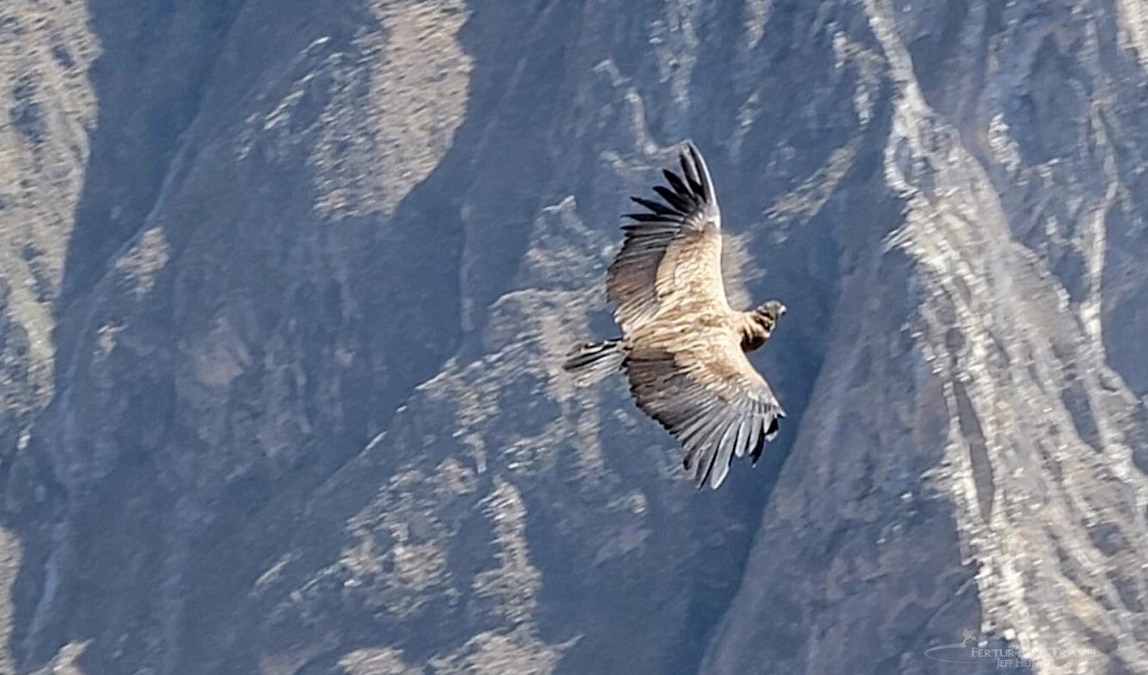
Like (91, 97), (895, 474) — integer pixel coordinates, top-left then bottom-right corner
(0, 1), (1145, 674)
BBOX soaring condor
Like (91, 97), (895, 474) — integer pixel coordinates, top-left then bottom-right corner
(564, 142), (786, 490)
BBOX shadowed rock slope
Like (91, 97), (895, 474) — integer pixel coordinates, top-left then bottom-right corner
(0, 0), (1146, 673)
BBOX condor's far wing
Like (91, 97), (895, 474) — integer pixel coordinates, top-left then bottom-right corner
(607, 143), (729, 335)
(624, 334), (785, 490)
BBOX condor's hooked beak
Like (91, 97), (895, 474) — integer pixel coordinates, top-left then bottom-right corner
(763, 301), (786, 319)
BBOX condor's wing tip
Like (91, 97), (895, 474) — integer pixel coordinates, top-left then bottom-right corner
(676, 140), (715, 206)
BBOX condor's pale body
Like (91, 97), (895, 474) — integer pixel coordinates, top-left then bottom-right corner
(564, 142), (786, 490)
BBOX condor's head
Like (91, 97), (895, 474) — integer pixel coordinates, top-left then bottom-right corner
(742, 300), (787, 351)
(755, 299), (786, 325)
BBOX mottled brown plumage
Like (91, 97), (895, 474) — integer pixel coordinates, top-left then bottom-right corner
(564, 142), (787, 490)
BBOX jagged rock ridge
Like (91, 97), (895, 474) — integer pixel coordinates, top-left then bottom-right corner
(0, 1), (1145, 674)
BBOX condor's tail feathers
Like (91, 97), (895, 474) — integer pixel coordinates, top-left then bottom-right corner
(563, 339), (625, 387)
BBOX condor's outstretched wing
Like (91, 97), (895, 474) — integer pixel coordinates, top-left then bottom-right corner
(607, 143), (729, 335)
(624, 335), (785, 490)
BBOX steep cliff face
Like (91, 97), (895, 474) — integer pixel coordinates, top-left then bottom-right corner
(0, 0), (1146, 673)
(704, 1), (1148, 673)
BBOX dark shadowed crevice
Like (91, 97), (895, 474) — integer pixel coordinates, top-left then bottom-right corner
(449, 0), (588, 350)
(953, 380), (995, 522)
(906, 0), (970, 109)
(57, 0), (248, 311)
(1100, 166), (1148, 398)
(1060, 379), (1103, 453)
